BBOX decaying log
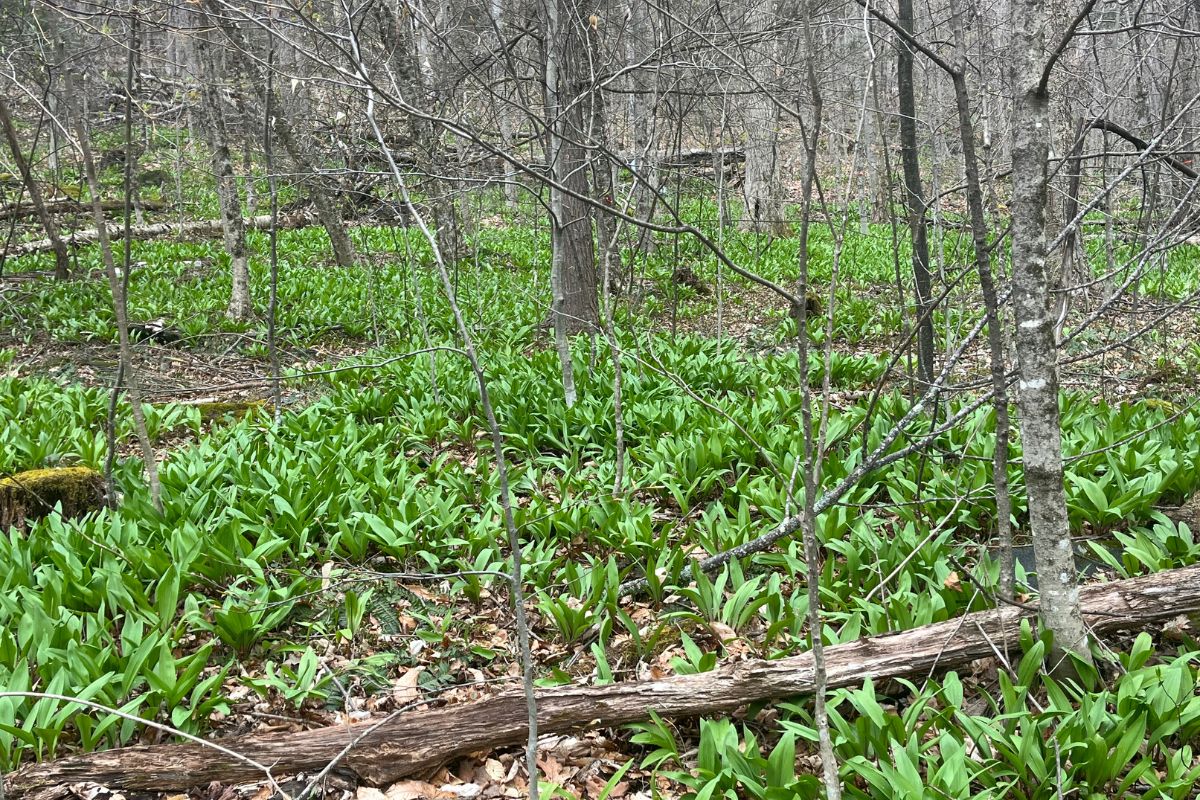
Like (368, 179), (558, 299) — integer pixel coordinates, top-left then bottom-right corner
(618, 147), (745, 169)
(0, 198), (167, 222)
(3, 214), (311, 257)
(5, 564), (1200, 796)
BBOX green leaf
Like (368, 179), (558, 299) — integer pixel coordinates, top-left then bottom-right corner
(766, 731), (795, 788)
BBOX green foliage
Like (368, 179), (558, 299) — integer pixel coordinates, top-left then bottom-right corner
(3, 214), (1200, 793)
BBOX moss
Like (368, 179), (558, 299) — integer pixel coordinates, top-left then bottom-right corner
(1142, 397), (1182, 414)
(0, 466), (105, 530)
(193, 399), (265, 423)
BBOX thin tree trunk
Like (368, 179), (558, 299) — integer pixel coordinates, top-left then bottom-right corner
(196, 37), (252, 321)
(948, 0), (1014, 601)
(0, 97), (71, 279)
(360, 87), (543, 800)
(896, 0), (936, 386)
(587, 26), (627, 496)
(794, 14), (841, 793)
(73, 114), (163, 516)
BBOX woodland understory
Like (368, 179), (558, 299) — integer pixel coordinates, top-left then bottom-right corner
(2, 0), (1200, 798)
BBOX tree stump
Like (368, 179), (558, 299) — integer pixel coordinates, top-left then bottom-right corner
(0, 467), (106, 529)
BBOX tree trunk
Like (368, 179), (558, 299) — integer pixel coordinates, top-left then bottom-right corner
(0, 97), (71, 280)
(0, 197), (166, 222)
(408, 0), (463, 265)
(272, 106), (359, 268)
(626, 0), (658, 251)
(483, 0), (523, 212)
(544, 0), (599, 406)
(5, 214), (308, 257)
(195, 37), (253, 322)
(948, 0), (1015, 601)
(740, 0), (786, 236)
(1008, 0), (1092, 671)
(7, 564), (1198, 797)
(896, 0), (936, 386)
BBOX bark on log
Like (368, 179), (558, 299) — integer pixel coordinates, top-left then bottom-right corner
(5, 564), (1200, 796)
(4, 214), (311, 258)
(0, 198), (167, 222)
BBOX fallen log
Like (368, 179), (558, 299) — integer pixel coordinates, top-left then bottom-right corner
(617, 147), (745, 168)
(3, 213), (312, 257)
(5, 564), (1199, 796)
(0, 198), (167, 222)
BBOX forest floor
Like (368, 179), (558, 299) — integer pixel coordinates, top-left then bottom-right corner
(4, 220), (1200, 800)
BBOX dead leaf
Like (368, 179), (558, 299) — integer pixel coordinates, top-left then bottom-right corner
(943, 571), (962, 591)
(538, 755), (566, 783)
(393, 666), (425, 706)
(403, 583), (437, 601)
(708, 620), (738, 642)
(483, 757), (507, 782)
(586, 773), (628, 799)
(385, 780), (452, 800)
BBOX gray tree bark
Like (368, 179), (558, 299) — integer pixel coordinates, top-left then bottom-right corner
(1008, 0), (1092, 670)
(200, 1), (358, 269)
(196, 33), (253, 321)
(487, 0), (522, 212)
(896, 0), (936, 386)
(625, 0), (659, 251)
(544, 0), (599, 406)
(740, 0), (786, 235)
(948, 0), (1015, 601)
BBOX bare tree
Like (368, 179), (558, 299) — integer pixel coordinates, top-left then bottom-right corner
(895, 0), (935, 386)
(202, 0), (358, 269)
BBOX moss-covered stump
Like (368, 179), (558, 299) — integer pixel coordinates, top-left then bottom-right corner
(190, 399), (265, 424)
(0, 467), (105, 530)
(788, 292), (825, 334)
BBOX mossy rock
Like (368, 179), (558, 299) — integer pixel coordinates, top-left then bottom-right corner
(1141, 397), (1182, 414)
(0, 466), (105, 530)
(192, 399), (265, 423)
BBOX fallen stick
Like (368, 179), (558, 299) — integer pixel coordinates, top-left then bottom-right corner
(3, 213), (311, 257)
(5, 564), (1199, 796)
